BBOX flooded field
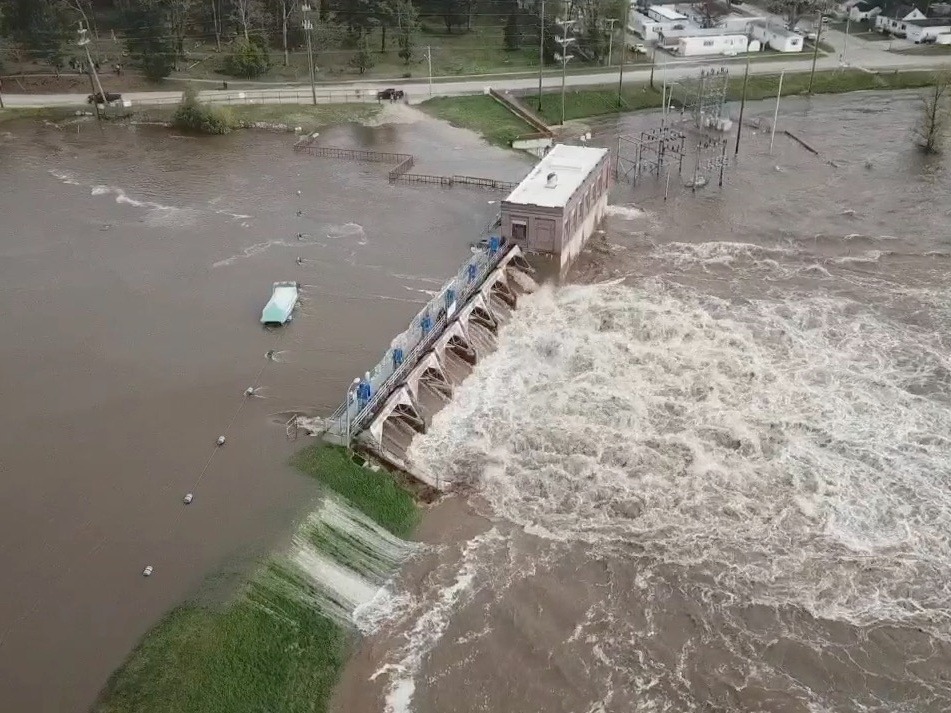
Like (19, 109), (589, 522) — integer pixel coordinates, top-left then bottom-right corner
(0, 111), (529, 712)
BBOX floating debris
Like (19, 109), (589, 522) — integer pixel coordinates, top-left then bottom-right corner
(183, 493), (194, 505)
(245, 386), (256, 397)
(216, 436), (226, 446)
(296, 257), (303, 265)
(142, 565), (153, 577)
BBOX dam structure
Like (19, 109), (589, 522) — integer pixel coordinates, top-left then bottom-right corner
(323, 144), (610, 488)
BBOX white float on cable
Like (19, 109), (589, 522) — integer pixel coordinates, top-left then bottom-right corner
(183, 493), (194, 504)
(216, 436), (226, 446)
(142, 565), (153, 577)
(244, 387), (255, 397)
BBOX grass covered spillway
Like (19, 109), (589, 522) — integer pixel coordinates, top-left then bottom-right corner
(95, 445), (420, 713)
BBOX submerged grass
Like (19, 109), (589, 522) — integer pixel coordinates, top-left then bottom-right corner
(95, 445), (418, 713)
(291, 444), (419, 538)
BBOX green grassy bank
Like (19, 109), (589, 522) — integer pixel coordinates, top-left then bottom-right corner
(420, 70), (943, 145)
(535, 69), (942, 124)
(420, 94), (535, 146)
(95, 445), (418, 713)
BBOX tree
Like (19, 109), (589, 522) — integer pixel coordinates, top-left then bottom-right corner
(394, 0), (419, 63)
(6, 0), (66, 70)
(766, 0), (831, 31)
(425, 0), (466, 33)
(123, 0), (176, 81)
(916, 72), (951, 154)
(693, 0), (728, 28)
(233, 0), (265, 40)
(167, 0), (198, 60)
(271, 0), (300, 66)
(224, 35), (271, 77)
(349, 31), (374, 73)
(173, 84), (233, 134)
(56, 0), (97, 39)
(503, 11), (521, 51)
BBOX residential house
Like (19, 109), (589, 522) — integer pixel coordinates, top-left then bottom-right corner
(749, 20), (805, 51)
(849, 0), (886, 22)
(905, 16), (951, 41)
(874, 4), (927, 34)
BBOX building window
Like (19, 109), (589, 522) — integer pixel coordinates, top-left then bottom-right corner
(512, 219), (527, 242)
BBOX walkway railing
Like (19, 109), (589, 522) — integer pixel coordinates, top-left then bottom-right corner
(328, 243), (515, 439)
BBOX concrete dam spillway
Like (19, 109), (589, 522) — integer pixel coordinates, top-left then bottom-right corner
(324, 145), (612, 485)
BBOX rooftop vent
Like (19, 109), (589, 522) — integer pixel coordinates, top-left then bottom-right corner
(545, 172), (558, 188)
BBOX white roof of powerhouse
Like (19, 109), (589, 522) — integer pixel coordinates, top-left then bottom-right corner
(505, 144), (608, 208)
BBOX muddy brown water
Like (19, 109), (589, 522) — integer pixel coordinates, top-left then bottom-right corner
(0, 113), (530, 712)
(340, 90), (951, 713)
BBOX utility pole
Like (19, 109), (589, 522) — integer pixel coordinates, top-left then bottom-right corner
(617, 0), (630, 106)
(734, 49), (751, 155)
(843, 15), (851, 63)
(537, 0), (546, 112)
(769, 70), (784, 154)
(605, 18), (618, 66)
(555, 15), (575, 125)
(808, 14), (824, 94)
(427, 46), (433, 96)
(0, 78), (4, 109)
(77, 22), (105, 124)
(301, 3), (317, 105)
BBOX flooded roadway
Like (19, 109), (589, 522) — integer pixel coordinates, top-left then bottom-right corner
(0, 111), (530, 712)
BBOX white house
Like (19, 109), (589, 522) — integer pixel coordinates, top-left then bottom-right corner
(647, 5), (689, 23)
(657, 26), (740, 50)
(849, 0), (885, 21)
(677, 34), (750, 55)
(629, 11), (687, 42)
(905, 17), (951, 41)
(875, 5), (927, 34)
(749, 21), (805, 51)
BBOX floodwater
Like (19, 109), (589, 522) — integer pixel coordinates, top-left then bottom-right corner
(0, 111), (529, 712)
(342, 91), (951, 713)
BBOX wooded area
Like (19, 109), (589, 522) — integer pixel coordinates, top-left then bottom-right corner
(0, 0), (628, 84)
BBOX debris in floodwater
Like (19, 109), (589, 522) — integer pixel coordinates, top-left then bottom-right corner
(183, 493), (194, 504)
(216, 436), (226, 446)
(142, 565), (153, 577)
(245, 387), (256, 397)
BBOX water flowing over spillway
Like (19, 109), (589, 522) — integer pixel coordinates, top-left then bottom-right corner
(363, 93), (951, 713)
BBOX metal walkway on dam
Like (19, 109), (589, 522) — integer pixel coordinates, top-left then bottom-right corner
(323, 241), (537, 487)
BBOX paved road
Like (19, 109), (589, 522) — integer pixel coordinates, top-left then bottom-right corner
(2, 35), (948, 109)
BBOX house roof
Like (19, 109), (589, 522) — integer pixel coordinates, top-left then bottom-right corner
(907, 16), (951, 24)
(504, 144), (607, 209)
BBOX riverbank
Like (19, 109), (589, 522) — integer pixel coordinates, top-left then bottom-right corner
(418, 69), (942, 143)
(0, 103), (383, 134)
(94, 445), (419, 713)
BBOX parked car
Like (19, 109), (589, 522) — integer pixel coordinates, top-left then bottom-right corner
(376, 88), (405, 101)
(629, 42), (647, 53)
(921, 35), (937, 44)
(87, 91), (122, 104)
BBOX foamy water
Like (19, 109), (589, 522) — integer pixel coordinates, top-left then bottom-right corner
(387, 267), (951, 710)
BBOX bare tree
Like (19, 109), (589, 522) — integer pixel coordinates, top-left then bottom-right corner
(210, 0), (222, 51)
(168, 0), (198, 59)
(233, 0), (265, 41)
(767, 0), (831, 31)
(275, 0), (300, 66)
(58, 0), (97, 38)
(916, 72), (951, 154)
(693, 0), (729, 28)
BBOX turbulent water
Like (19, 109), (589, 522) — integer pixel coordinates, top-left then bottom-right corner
(354, 91), (951, 713)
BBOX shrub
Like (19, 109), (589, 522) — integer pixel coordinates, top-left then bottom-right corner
(172, 86), (233, 135)
(223, 37), (270, 79)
